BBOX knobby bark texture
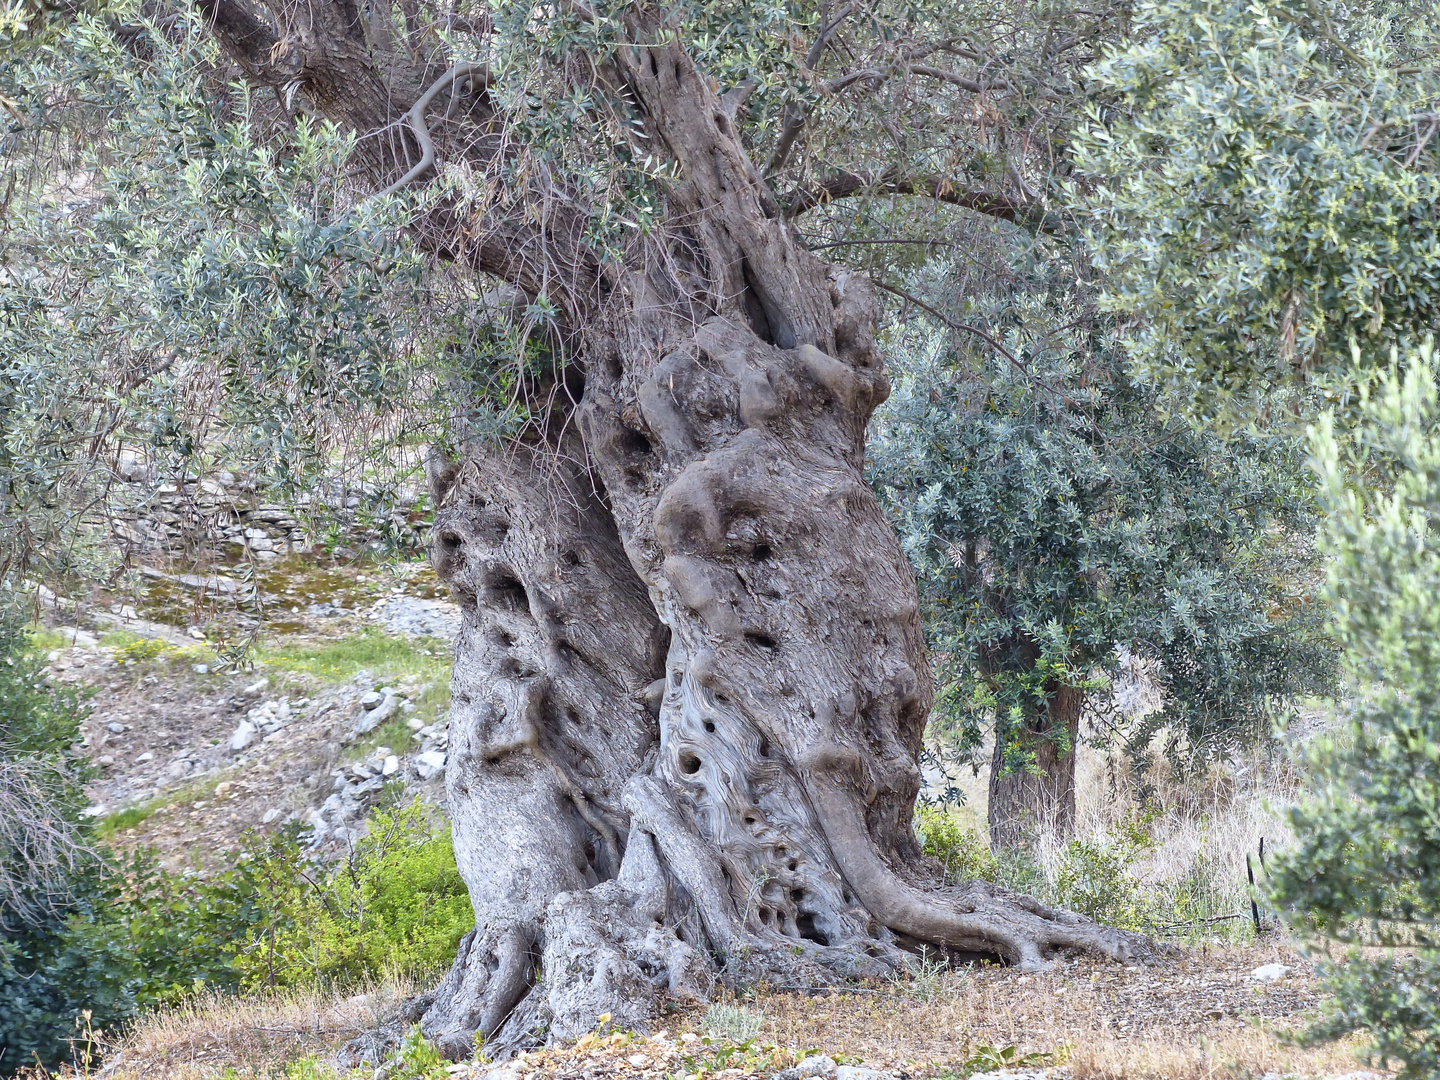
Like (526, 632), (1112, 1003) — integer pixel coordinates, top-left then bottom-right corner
(196, 1), (1158, 1062)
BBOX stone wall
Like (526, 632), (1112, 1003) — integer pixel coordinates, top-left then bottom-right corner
(107, 453), (429, 562)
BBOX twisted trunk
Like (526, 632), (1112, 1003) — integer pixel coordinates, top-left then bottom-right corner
(196, 1), (1157, 1063)
(416, 28), (1152, 1060)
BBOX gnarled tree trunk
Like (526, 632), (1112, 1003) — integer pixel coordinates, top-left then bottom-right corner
(196, 2), (1157, 1063)
(415, 27), (1151, 1061)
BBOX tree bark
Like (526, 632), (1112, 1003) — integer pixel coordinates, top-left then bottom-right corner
(194, 1), (1159, 1062)
(416, 25), (1154, 1058)
(988, 683), (1083, 852)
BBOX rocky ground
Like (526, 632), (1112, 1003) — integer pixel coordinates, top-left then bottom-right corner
(100, 947), (1379, 1080)
(39, 553), (461, 867)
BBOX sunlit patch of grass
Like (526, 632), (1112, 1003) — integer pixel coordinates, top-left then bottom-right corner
(97, 803), (159, 838)
(26, 625), (73, 651)
(256, 628), (449, 684)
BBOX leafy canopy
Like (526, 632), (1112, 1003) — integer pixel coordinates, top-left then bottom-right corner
(1076, 0), (1440, 422)
(870, 259), (1331, 776)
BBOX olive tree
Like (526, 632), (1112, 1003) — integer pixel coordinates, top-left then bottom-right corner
(3, 0), (1159, 1061)
(870, 283), (1331, 849)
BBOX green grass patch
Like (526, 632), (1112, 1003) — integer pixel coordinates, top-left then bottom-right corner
(97, 800), (161, 838)
(26, 625), (73, 652)
(258, 627), (449, 683)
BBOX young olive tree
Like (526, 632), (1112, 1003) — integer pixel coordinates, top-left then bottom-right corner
(870, 288), (1332, 849)
(4, 0), (1161, 1060)
(1269, 353), (1440, 1080)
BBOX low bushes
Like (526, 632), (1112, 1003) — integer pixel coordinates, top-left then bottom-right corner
(915, 804), (1237, 936)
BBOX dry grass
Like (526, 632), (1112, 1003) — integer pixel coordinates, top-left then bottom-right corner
(743, 945), (1372, 1080)
(934, 705), (1335, 936)
(86, 978), (418, 1079)
(39, 945), (1377, 1080)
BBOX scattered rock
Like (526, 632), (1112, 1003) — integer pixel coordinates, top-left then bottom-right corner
(1250, 963), (1291, 982)
(835, 1067), (894, 1080)
(230, 720), (258, 751)
(138, 565), (246, 595)
(243, 677), (270, 696)
(415, 750), (446, 780)
(360, 691), (383, 709)
(354, 692), (398, 735)
(798, 1056), (837, 1077)
(262, 808), (281, 824)
(106, 721), (127, 734)
(377, 596), (461, 640)
(135, 751), (154, 764)
(187, 627), (206, 641)
(58, 626), (99, 647)
(382, 754), (399, 776)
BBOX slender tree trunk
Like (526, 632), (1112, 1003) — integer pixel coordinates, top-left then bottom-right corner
(988, 683), (1084, 852)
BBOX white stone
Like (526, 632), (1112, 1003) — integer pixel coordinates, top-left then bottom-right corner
(360, 691), (383, 709)
(415, 750), (447, 780)
(797, 1057), (837, 1077)
(243, 677), (270, 696)
(354, 693), (398, 734)
(382, 755), (400, 776)
(188, 627), (206, 640)
(230, 720), (258, 751)
(58, 626), (99, 647)
(262, 808), (281, 824)
(193, 664), (209, 674)
(1250, 963), (1291, 983)
(835, 1068), (894, 1080)
(135, 752), (154, 764)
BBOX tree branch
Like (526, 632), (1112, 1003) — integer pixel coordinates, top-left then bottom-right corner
(871, 279), (1085, 411)
(377, 61), (492, 197)
(785, 168), (1049, 229)
(764, 2), (856, 177)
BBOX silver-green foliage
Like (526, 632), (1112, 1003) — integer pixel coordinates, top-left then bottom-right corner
(1270, 348), (1440, 1079)
(0, 4), (427, 579)
(870, 283), (1332, 769)
(1076, 0), (1440, 422)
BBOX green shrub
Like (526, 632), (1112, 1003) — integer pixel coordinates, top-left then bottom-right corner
(1052, 815), (1153, 931)
(236, 800), (473, 989)
(915, 806), (1000, 884)
(1270, 352), (1440, 1079)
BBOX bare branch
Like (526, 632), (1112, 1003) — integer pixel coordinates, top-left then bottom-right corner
(378, 61), (492, 198)
(785, 168), (1049, 228)
(0, 758), (97, 930)
(871, 279), (1086, 412)
(764, 3), (857, 177)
